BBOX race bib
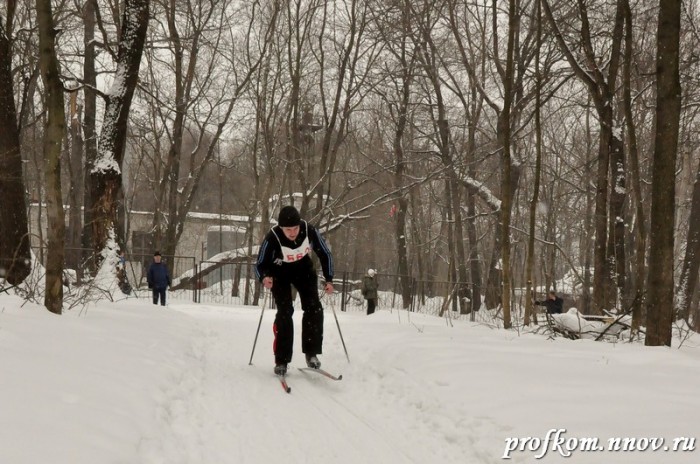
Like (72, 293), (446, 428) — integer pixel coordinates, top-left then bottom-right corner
(280, 236), (311, 263)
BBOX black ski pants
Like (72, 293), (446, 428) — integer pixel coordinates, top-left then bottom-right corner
(271, 269), (324, 365)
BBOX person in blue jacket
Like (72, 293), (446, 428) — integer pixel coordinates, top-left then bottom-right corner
(147, 251), (171, 306)
(255, 205), (334, 376)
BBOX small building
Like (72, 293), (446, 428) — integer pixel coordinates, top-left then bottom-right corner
(28, 202), (257, 267)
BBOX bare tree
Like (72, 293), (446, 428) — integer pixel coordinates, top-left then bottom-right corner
(66, 88), (84, 271)
(401, 0), (471, 312)
(140, 0), (280, 259)
(542, 0), (626, 313)
(677, 161), (700, 329)
(621, 0), (646, 330)
(36, 0), (66, 313)
(446, 0), (558, 312)
(261, 0), (379, 230)
(5, 0), (696, 333)
(245, 76), (280, 304)
(87, 0), (149, 268)
(81, 0), (98, 263)
(0, 4), (32, 285)
(498, 0), (519, 328)
(646, 0), (681, 346)
(524, 0), (543, 326)
(308, 0), (379, 222)
(367, 0), (417, 308)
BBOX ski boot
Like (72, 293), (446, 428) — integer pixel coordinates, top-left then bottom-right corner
(305, 355), (321, 369)
(274, 363), (288, 376)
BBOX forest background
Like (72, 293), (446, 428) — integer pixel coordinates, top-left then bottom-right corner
(0, 0), (694, 346)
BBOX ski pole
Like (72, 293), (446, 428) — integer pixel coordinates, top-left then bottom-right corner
(249, 290), (269, 365)
(329, 292), (350, 363)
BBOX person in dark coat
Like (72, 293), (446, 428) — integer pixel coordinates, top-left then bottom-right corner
(255, 205), (334, 375)
(534, 290), (563, 314)
(147, 251), (171, 306)
(361, 269), (378, 315)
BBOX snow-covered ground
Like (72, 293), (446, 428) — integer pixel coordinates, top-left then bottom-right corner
(1, 293), (699, 463)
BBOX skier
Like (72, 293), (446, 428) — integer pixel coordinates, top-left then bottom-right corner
(255, 205), (334, 376)
(361, 269), (378, 315)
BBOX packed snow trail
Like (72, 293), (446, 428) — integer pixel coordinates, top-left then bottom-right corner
(2, 295), (699, 464)
(135, 303), (494, 464)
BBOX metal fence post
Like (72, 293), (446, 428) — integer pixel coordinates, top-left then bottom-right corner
(341, 271), (348, 312)
(192, 258), (197, 303)
(409, 278), (415, 312)
(470, 282), (476, 322)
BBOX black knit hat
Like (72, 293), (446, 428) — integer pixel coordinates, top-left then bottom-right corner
(154, 251), (161, 256)
(278, 205), (301, 227)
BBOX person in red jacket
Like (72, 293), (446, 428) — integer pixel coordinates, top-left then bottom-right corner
(255, 206), (334, 376)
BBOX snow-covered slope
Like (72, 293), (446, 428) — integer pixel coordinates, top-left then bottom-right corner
(1, 294), (698, 463)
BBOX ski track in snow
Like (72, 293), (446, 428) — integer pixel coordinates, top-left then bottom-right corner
(135, 304), (499, 464)
(4, 295), (698, 464)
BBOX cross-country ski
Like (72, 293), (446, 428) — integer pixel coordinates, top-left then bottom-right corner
(277, 374), (291, 393)
(298, 367), (343, 381)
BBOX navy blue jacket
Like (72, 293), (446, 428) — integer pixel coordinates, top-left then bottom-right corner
(255, 220), (333, 283)
(147, 262), (171, 289)
(535, 296), (563, 314)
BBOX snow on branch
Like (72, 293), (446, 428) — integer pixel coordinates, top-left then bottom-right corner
(319, 168), (447, 234)
(459, 175), (501, 212)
